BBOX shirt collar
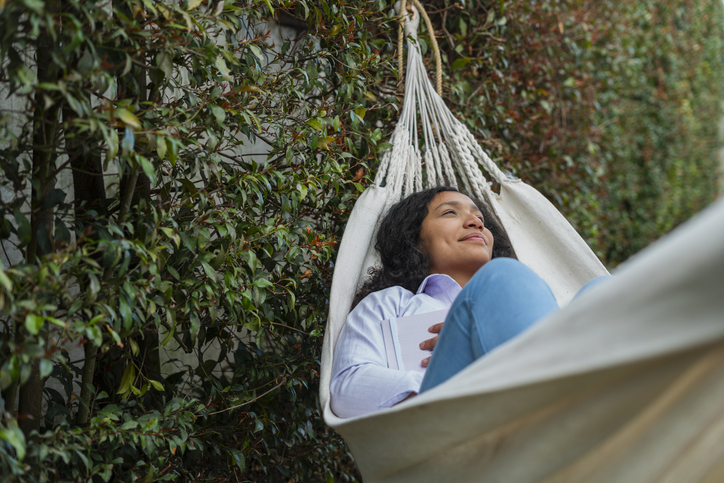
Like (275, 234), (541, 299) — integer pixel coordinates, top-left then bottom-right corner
(416, 273), (462, 304)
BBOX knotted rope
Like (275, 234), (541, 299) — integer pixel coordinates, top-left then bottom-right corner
(378, 0), (507, 210)
(396, 0), (442, 95)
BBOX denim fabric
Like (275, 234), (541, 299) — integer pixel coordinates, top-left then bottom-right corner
(419, 258), (559, 392)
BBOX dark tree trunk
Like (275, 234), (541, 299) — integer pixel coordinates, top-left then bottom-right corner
(18, 0), (62, 436)
(64, 102), (107, 425)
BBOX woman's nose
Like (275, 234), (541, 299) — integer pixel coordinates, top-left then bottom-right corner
(465, 215), (483, 228)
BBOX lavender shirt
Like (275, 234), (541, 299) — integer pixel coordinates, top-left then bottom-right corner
(330, 274), (462, 418)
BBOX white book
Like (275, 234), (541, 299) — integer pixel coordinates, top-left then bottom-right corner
(381, 309), (449, 373)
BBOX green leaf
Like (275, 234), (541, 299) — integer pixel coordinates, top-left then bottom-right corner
(229, 449), (245, 473)
(129, 339), (139, 357)
(306, 119), (322, 131)
(0, 269), (12, 292)
(39, 359), (53, 378)
(317, 136), (335, 149)
(156, 51), (173, 80)
(452, 57), (471, 71)
(115, 108), (141, 129)
(119, 296), (133, 330)
(121, 127), (135, 155)
(119, 420), (139, 430)
(156, 135), (167, 160)
(138, 156), (156, 184)
(25, 314), (43, 335)
(13, 209), (30, 247)
(189, 313), (201, 340)
(106, 128), (119, 162)
(166, 137), (178, 165)
(248, 44), (265, 64)
(210, 104), (226, 123)
(215, 56), (232, 81)
(116, 364), (136, 395)
(252, 278), (273, 289)
(178, 178), (198, 196)
(88, 273), (100, 297)
(45, 317), (66, 328)
(160, 325), (175, 348)
(0, 419), (26, 460)
(201, 261), (217, 279)
(149, 379), (165, 391)
(240, 85), (263, 93)
(354, 106), (366, 120)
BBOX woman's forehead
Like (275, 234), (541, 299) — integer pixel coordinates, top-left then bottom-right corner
(429, 191), (479, 211)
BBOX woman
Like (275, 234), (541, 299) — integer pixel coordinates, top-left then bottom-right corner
(330, 186), (561, 418)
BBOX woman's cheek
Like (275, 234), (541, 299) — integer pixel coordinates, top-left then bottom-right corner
(485, 229), (494, 247)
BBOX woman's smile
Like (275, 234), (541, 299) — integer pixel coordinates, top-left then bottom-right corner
(460, 233), (488, 243)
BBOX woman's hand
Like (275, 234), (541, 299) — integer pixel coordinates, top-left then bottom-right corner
(420, 322), (444, 367)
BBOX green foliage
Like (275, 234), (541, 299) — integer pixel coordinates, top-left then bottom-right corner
(0, 0), (400, 480)
(3, 397), (202, 481)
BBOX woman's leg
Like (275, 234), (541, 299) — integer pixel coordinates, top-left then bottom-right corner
(419, 258), (558, 392)
(573, 275), (610, 299)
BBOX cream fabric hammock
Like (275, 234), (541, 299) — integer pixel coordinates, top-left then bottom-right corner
(320, 4), (724, 481)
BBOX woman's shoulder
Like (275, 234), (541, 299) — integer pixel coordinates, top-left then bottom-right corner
(355, 285), (413, 309)
(349, 286), (415, 323)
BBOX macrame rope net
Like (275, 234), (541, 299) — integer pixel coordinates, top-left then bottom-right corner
(382, 2), (503, 212)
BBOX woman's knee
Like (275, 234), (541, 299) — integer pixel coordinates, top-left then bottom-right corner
(463, 257), (555, 306)
(573, 275), (611, 300)
(469, 257), (538, 288)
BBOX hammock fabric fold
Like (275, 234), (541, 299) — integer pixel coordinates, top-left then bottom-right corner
(320, 5), (724, 481)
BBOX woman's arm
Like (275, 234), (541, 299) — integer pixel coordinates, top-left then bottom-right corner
(330, 288), (424, 418)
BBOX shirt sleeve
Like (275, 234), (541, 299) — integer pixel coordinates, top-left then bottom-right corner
(330, 288), (425, 418)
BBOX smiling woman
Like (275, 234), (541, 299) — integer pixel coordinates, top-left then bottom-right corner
(329, 187), (601, 418)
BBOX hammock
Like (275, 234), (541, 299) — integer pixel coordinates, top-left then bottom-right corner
(320, 4), (724, 481)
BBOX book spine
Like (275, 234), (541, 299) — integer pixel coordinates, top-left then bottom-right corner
(389, 317), (404, 371)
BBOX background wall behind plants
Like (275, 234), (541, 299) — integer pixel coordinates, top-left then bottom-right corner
(0, 0), (722, 482)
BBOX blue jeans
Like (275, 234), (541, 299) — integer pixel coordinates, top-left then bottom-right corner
(420, 258), (604, 392)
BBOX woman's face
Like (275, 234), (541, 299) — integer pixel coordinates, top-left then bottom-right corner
(419, 191), (494, 287)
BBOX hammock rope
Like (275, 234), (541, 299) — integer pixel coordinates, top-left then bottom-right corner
(380, 4), (509, 218)
(397, 0), (442, 95)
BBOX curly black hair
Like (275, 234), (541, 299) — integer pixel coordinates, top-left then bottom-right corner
(352, 186), (516, 308)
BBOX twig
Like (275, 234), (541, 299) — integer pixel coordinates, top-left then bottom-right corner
(208, 380), (285, 415)
(268, 322), (306, 334)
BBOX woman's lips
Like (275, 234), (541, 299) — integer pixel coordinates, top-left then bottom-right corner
(461, 234), (487, 244)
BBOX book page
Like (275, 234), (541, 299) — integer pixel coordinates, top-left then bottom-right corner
(390, 309), (448, 373)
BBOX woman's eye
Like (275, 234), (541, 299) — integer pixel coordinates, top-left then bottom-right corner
(443, 210), (455, 215)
